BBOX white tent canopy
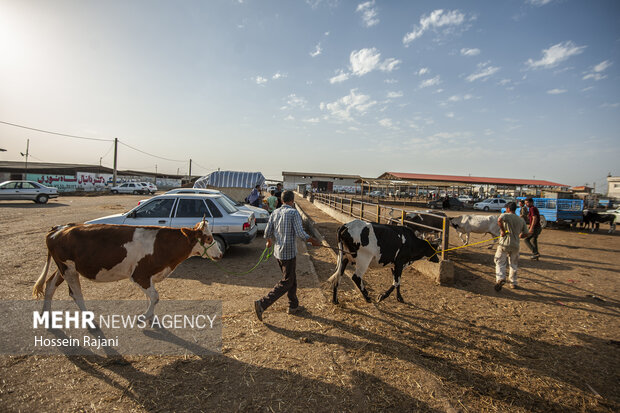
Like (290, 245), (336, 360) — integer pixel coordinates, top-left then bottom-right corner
(194, 171), (265, 189)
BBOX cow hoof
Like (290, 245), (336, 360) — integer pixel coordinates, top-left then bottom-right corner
(377, 294), (386, 302)
(397, 296), (405, 303)
(332, 298), (339, 305)
(363, 295), (372, 303)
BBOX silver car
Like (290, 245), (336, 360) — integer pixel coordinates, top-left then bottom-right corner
(85, 193), (257, 256)
(0, 180), (59, 204)
(165, 188), (270, 231)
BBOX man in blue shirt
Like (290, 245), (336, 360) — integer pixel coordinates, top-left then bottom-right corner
(247, 184), (261, 207)
(255, 190), (320, 321)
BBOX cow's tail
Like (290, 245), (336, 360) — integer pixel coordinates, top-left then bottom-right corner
(33, 251), (52, 299)
(328, 241), (345, 287)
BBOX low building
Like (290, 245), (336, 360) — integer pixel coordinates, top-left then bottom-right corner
(282, 171), (362, 193)
(607, 176), (620, 199)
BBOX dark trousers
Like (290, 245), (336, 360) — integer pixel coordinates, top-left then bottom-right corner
(524, 226), (542, 255)
(259, 258), (298, 310)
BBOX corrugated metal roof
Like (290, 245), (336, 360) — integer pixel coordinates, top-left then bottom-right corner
(379, 172), (568, 187)
(282, 171), (362, 180)
(194, 171), (265, 188)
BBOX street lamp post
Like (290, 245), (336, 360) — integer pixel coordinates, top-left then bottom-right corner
(20, 139), (29, 178)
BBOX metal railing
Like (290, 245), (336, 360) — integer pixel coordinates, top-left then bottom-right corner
(311, 193), (449, 260)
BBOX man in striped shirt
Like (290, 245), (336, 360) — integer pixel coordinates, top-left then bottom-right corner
(255, 190), (321, 321)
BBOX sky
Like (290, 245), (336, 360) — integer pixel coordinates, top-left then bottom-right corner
(0, 0), (619, 189)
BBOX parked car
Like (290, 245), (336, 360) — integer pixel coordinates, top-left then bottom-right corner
(473, 198), (508, 211)
(0, 180), (59, 204)
(427, 197), (464, 210)
(368, 191), (386, 198)
(85, 193), (257, 256)
(457, 195), (473, 203)
(110, 182), (148, 195)
(165, 188), (270, 231)
(139, 182), (158, 194)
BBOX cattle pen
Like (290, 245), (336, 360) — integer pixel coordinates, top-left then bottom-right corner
(310, 192), (450, 260)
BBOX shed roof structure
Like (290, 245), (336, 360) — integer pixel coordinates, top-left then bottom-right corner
(377, 172), (568, 188)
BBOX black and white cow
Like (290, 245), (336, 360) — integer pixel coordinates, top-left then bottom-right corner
(582, 210), (617, 233)
(328, 220), (439, 304)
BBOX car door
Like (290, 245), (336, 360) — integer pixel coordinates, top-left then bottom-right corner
(19, 182), (40, 201)
(0, 182), (19, 200)
(170, 198), (214, 229)
(497, 199), (507, 211)
(123, 197), (176, 226)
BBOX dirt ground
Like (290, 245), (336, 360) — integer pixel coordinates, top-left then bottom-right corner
(0, 195), (618, 412)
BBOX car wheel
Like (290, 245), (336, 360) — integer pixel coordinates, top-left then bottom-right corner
(483, 206), (489, 211)
(213, 236), (226, 257)
(133, 190), (139, 194)
(36, 194), (49, 204)
(111, 190), (118, 194)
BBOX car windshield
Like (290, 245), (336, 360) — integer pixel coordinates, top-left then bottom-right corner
(483, 199), (494, 203)
(214, 196), (239, 214)
(220, 193), (243, 206)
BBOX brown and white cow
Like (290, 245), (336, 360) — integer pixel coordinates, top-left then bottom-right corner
(32, 219), (222, 321)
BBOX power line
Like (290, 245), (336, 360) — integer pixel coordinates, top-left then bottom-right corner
(0, 120), (112, 142)
(117, 140), (187, 163)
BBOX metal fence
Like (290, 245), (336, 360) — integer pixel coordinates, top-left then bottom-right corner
(311, 193), (450, 260)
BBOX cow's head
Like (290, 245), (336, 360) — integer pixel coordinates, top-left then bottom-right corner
(186, 218), (223, 260)
(450, 216), (462, 229)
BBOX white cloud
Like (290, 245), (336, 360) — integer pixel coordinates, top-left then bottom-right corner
(526, 41), (586, 69)
(461, 47), (480, 56)
(253, 76), (268, 85)
(527, 0), (553, 6)
(310, 43), (322, 57)
(379, 58), (400, 72)
(419, 76), (441, 88)
(583, 60), (612, 81)
(284, 115), (295, 121)
(303, 117), (321, 123)
(387, 91), (403, 98)
(272, 72), (286, 80)
(547, 88), (567, 94)
(285, 94), (307, 108)
(356, 1), (379, 27)
(600, 102), (619, 108)
(403, 9), (467, 46)
(320, 89), (377, 121)
(384, 78), (398, 84)
(466, 62), (499, 82)
(447, 94), (473, 102)
(329, 70), (350, 84)
(416, 68), (429, 76)
(379, 118), (393, 128)
(446, 112), (455, 118)
(350, 48), (381, 75)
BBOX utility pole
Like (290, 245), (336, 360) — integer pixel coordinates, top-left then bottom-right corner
(188, 159), (192, 181)
(112, 138), (118, 186)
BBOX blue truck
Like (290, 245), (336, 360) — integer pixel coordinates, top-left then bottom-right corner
(514, 197), (584, 227)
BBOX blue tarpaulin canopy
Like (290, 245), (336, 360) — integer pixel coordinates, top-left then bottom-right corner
(194, 171), (265, 189)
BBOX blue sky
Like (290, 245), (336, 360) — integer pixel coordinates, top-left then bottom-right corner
(0, 0), (619, 188)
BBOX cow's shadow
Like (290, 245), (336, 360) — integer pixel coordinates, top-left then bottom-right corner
(41, 327), (431, 412)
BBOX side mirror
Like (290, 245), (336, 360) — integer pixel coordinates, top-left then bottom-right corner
(128, 211), (136, 218)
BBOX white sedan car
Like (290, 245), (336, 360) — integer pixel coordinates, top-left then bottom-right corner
(86, 193), (257, 256)
(165, 188), (270, 231)
(473, 198), (508, 211)
(110, 182), (149, 194)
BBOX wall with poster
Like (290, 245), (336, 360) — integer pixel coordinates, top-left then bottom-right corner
(27, 174), (78, 193)
(76, 172), (113, 191)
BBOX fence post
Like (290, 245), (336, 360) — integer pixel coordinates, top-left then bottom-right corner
(441, 217), (449, 260)
(377, 204), (380, 223)
(401, 210), (406, 225)
(361, 202), (364, 221)
(350, 198), (353, 215)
